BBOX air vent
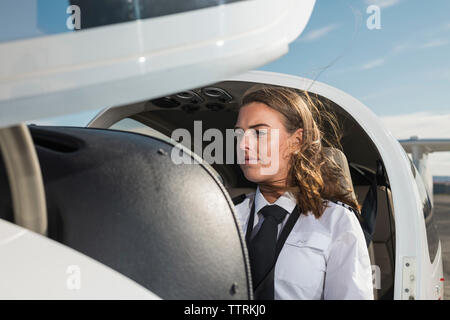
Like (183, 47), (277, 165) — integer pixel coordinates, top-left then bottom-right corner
(176, 91), (204, 104)
(152, 97), (180, 109)
(202, 87), (233, 103)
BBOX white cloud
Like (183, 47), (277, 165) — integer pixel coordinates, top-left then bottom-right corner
(381, 112), (450, 139)
(381, 112), (450, 176)
(428, 153), (450, 177)
(298, 24), (339, 42)
(391, 38), (448, 55)
(391, 22), (450, 55)
(361, 58), (385, 70)
(392, 41), (411, 54)
(365, 0), (402, 9)
(331, 57), (386, 75)
(420, 38), (449, 49)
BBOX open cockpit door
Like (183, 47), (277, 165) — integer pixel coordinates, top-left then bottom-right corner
(88, 70), (401, 299)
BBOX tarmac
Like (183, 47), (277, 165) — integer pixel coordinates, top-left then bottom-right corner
(433, 194), (450, 300)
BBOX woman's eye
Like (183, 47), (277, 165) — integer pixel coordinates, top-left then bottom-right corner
(256, 129), (267, 136)
(232, 129), (267, 140)
(258, 130), (266, 135)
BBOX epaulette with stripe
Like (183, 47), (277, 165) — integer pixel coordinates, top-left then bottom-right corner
(232, 194), (247, 206)
(327, 199), (362, 221)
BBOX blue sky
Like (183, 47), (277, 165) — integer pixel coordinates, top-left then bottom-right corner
(261, 0), (450, 117)
(3, 0), (449, 174)
(0, 0), (71, 42)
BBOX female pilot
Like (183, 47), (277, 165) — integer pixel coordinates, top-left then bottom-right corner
(233, 85), (373, 300)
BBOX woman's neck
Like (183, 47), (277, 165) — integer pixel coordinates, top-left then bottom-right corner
(259, 184), (285, 204)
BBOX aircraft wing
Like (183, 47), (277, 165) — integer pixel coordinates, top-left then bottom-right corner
(399, 138), (450, 200)
(400, 138), (450, 153)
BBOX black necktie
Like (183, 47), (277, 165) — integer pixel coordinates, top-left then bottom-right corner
(247, 204), (288, 300)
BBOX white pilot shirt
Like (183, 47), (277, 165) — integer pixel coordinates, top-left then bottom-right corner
(235, 186), (374, 300)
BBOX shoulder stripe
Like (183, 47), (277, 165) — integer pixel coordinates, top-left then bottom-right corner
(327, 199), (361, 218)
(232, 194), (247, 206)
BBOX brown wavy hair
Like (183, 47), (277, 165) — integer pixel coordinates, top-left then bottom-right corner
(240, 84), (360, 218)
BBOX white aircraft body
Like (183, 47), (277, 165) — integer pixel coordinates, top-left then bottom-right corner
(0, 0), (444, 300)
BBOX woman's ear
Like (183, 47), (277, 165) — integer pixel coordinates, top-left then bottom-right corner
(295, 128), (303, 145)
(288, 128), (303, 153)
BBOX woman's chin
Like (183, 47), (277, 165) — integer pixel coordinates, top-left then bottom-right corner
(240, 164), (268, 183)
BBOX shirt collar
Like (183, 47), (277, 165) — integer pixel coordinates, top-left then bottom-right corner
(255, 185), (297, 215)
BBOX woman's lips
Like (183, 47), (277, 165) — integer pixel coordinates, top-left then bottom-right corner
(244, 156), (258, 164)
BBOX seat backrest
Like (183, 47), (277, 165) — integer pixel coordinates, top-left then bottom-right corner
(354, 185), (395, 299)
(324, 148), (380, 299)
(323, 147), (357, 203)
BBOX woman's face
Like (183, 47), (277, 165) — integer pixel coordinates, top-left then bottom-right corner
(234, 102), (301, 185)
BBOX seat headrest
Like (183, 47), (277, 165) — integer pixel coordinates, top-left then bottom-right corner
(323, 147), (357, 203)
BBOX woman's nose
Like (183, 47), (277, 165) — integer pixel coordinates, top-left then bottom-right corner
(238, 134), (248, 151)
(238, 131), (255, 150)
(239, 133), (260, 154)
